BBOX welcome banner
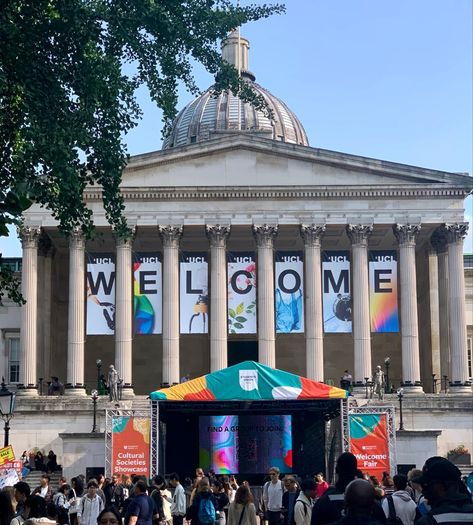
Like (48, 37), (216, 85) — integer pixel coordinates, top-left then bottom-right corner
(369, 251), (399, 333)
(349, 413), (390, 478)
(322, 251), (351, 333)
(87, 253), (116, 335)
(111, 416), (150, 476)
(133, 253), (162, 335)
(180, 252), (209, 334)
(227, 252), (257, 334)
(275, 252), (304, 333)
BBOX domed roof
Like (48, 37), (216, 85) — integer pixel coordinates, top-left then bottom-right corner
(162, 32), (309, 150)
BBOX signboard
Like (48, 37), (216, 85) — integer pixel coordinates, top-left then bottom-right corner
(349, 413), (390, 477)
(87, 253), (116, 335)
(0, 468), (19, 489)
(275, 252), (304, 333)
(111, 416), (150, 476)
(133, 253), (162, 334)
(369, 251), (399, 333)
(323, 251), (352, 333)
(180, 252), (208, 334)
(0, 445), (15, 466)
(227, 252), (257, 334)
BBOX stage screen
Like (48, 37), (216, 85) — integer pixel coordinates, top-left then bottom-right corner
(199, 414), (292, 474)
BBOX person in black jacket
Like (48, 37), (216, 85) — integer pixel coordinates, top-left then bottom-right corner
(282, 476), (300, 525)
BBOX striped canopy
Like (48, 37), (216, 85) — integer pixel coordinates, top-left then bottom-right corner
(150, 361), (349, 401)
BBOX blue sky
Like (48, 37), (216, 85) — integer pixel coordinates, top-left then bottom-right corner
(1, 0), (472, 256)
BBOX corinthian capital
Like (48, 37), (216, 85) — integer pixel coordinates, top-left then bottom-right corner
(441, 222), (469, 244)
(393, 224), (421, 245)
(252, 224), (278, 248)
(346, 224), (373, 246)
(115, 225), (136, 249)
(205, 224), (231, 248)
(300, 224), (325, 247)
(430, 228), (448, 254)
(17, 225), (41, 249)
(158, 225), (183, 248)
(69, 226), (86, 250)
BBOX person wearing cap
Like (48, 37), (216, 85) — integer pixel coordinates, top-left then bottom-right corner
(413, 457), (473, 525)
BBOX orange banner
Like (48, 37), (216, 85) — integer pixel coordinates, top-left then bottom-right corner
(111, 416), (150, 476)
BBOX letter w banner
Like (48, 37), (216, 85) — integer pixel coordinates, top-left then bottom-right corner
(180, 252), (208, 334)
(133, 253), (162, 334)
(322, 251), (351, 333)
(87, 253), (116, 335)
(111, 416), (150, 476)
(349, 413), (390, 478)
(369, 251), (399, 332)
(227, 252), (257, 334)
(275, 252), (304, 333)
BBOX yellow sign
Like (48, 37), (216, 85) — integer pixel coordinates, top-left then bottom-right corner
(0, 446), (15, 466)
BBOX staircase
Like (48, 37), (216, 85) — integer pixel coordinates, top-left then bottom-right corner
(24, 469), (64, 490)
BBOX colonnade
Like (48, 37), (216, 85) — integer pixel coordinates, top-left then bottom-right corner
(17, 222), (471, 396)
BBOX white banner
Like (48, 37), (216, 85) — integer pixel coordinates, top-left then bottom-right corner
(180, 252), (208, 334)
(86, 253), (116, 335)
(133, 253), (162, 334)
(275, 252), (304, 333)
(322, 251), (352, 333)
(227, 252), (257, 334)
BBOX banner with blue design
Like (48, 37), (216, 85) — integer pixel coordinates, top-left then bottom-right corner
(275, 252), (304, 333)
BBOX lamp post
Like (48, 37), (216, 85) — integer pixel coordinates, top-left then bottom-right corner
(384, 357), (391, 394)
(432, 374), (437, 394)
(91, 390), (98, 433)
(397, 388), (404, 431)
(96, 359), (102, 393)
(364, 377), (369, 399)
(0, 378), (16, 447)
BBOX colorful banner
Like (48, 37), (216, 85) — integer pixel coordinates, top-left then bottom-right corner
(86, 253), (115, 335)
(275, 252), (304, 333)
(369, 251), (399, 333)
(227, 252), (257, 334)
(133, 253), (162, 334)
(349, 413), (390, 477)
(0, 446), (15, 466)
(322, 251), (351, 333)
(180, 252), (208, 334)
(111, 416), (150, 476)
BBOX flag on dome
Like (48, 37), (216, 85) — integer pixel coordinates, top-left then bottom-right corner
(149, 361), (349, 401)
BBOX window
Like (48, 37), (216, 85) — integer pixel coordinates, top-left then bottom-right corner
(7, 336), (20, 384)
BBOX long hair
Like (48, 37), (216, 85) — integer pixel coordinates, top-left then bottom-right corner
(0, 490), (14, 525)
(234, 485), (252, 505)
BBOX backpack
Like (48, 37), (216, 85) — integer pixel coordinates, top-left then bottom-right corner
(386, 495), (404, 525)
(198, 496), (216, 524)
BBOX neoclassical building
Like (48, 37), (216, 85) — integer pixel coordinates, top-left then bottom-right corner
(5, 33), (473, 401)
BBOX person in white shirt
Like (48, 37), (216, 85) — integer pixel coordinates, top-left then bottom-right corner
(294, 480), (316, 525)
(77, 480), (104, 525)
(263, 467), (285, 525)
(382, 475), (417, 525)
(169, 473), (187, 525)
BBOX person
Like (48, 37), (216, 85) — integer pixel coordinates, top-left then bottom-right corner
(24, 495), (48, 520)
(1, 490), (15, 525)
(262, 467), (284, 525)
(186, 478), (218, 525)
(211, 480), (229, 525)
(97, 508), (121, 525)
(46, 451), (58, 474)
(151, 475), (171, 525)
(314, 473), (329, 499)
(48, 376), (65, 395)
(369, 476), (385, 500)
(412, 457), (473, 525)
(20, 451), (29, 468)
(180, 374), (190, 383)
(373, 366), (385, 400)
(282, 475), (300, 525)
(103, 474), (125, 512)
(294, 479), (316, 525)
(13, 481), (31, 518)
(77, 480), (104, 525)
(381, 475), (416, 525)
(33, 475), (54, 503)
(381, 474), (395, 497)
(227, 485), (257, 525)
(127, 480), (156, 525)
(169, 473), (186, 525)
(107, 365), (119, 403)
(34, 452), (45, 473)
(341, 371), (353, 390)
(69, 477), (85, 525)
(53, 483), (71, 524)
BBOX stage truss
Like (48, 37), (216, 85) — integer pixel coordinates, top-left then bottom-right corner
(105, 408), (152, 478)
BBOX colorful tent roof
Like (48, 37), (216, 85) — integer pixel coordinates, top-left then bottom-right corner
(150, 361), (348, 401)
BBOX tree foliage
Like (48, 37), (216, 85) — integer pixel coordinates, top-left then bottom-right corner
(0, 0), (284, 300)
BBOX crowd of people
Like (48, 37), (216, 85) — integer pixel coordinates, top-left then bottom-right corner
(0, 455), (471, 525)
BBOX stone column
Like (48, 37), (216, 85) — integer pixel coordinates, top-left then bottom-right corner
(427, 249), (441, 390)
(159, 225), (183, 385)
(17, 225), (41, 395)
(442, 223), (471, 393)
(346, 224), (373, 391)
(206, 225), (231, 372)
(65, 227), (86, 395)
(300, 224), (325, 381)
(115, 228), (135, 397)
(393, 224), (423, 393)
(253, 224), (278, 368)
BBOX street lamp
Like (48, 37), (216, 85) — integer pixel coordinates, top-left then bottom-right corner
(96, 359), (102, 393)
(0, 378), (16, 447)
(384, 357), (391, 394)
(91, 390), (99, 433)
(397, 388), (404, 431)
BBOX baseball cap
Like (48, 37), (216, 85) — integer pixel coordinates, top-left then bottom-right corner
(412, 458), (461, 485)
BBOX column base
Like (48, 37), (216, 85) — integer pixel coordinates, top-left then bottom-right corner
(449, 382), (472, 395)
(64, 385), (87, 396)
(351, 383), (369, 396)
(401, 382), (424, 395)
(120, 385), (135, 399)
(16, 385), (38, 397)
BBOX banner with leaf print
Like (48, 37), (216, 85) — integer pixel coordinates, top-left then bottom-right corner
(227, 252), (257, 334)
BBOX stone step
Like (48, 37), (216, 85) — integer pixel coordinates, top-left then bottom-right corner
(458, 464), (473, 476)
(24, 469), (64, 490)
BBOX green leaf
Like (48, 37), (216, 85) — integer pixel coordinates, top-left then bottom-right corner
(228, 308), (236, 318)
(235, 316), (247, 322)
(236, 302), (244, 314)
(233, 322), (244, 329)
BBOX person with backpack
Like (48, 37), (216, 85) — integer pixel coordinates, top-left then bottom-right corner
(186, 478), (218, 525)
(263, 467), (285, 525)
(282, 476), (300, 525)
(293, 480), (316, 525)
(381, 475), (416, 525)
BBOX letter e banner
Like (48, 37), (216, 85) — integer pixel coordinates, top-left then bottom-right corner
(111, 416), (150, 476)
